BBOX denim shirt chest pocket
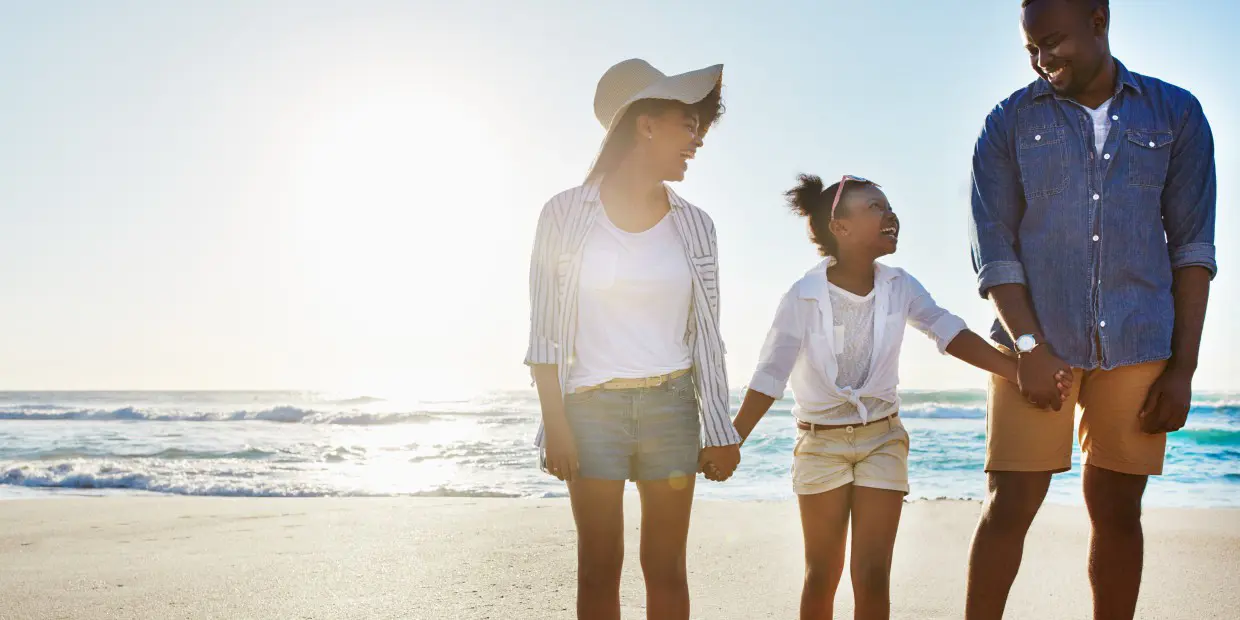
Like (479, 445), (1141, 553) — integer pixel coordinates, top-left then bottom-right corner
(1124, 128), (1174, 189)
(1015, 124), (1069, 199)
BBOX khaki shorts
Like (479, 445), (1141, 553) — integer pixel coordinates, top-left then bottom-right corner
(792, 415), (910, 495)
(986, 358), (1168, 476)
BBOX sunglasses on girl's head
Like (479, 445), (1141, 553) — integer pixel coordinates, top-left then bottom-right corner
(829, 175), (881, 219)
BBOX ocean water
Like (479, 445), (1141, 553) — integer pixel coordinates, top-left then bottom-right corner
(1, 390), (1237, 507)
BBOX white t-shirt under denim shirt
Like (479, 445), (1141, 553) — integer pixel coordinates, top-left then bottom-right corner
(1080, 97), (1114, 156)
(748, 259), (968, 425)
(568, 211), (693, 392)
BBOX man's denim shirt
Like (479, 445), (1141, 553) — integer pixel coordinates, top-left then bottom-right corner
(969, 60), (1217, 370)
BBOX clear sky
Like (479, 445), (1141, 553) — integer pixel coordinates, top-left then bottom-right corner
(2, 1), (1236, 395)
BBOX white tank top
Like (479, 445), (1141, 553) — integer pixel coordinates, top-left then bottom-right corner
(567, 211), (693, 392)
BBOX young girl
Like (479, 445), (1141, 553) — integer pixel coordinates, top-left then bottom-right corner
(731, 174), (1069, 620)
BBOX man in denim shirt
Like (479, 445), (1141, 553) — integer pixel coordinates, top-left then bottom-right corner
(965, 1), (1216, 618)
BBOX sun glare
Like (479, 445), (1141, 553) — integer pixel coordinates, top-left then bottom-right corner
(271, 64), (518, 400)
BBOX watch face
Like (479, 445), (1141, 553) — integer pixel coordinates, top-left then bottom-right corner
(1016, 335), (1036, 352)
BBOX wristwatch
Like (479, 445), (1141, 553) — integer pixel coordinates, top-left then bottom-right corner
(1015, 333), (1041, 354)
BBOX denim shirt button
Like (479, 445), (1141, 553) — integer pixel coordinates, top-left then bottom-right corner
(1104, 153), (1111, 160)
(1035, 134), (1042, 141)
(1092, 193), (1100, 200)
(1112, 115), (1119, 121)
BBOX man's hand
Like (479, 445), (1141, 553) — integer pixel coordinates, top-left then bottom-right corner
(1018, 347), (1072, 410)
(1140, 365), (1194, 434)
(1141, 267), (1210, 434)
(699, 444), (740, 482)
(996, 351), (1073, 403)
(543, 418), (579, 483)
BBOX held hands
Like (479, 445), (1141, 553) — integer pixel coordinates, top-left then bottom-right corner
(1016, 347), (1074, 410)
(698, 444), (741, 482)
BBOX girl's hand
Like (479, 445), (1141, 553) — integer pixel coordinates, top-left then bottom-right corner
(1054, 369), (1073, 403)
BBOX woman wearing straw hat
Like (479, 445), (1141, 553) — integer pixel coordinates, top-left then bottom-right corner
(524, 58), (741, 619)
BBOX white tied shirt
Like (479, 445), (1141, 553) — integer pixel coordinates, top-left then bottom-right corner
(749, 259), (968, 425)
(568, 212), (693, 391)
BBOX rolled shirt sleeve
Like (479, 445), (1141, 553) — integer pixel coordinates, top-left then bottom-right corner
(905, 275), (968, 354)
(1162, 95), (1218, 277)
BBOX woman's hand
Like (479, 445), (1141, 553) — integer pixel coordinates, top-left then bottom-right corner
(699, 444), (740, 481)
(532, 365), (578, 482)
(543, 417), (579, 483)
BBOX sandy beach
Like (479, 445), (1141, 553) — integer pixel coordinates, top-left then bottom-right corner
(0, 497), (1235, 619)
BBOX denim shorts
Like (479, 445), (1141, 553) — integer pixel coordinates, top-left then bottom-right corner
(547, 372), (701, 481)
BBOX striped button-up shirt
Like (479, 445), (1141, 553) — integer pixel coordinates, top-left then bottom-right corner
(525, 181), (741, 448)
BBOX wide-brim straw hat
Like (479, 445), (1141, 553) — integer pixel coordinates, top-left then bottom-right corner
(586, 59), (723, 180)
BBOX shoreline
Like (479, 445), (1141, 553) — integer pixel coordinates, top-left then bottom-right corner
(4, 487), (1239, 510)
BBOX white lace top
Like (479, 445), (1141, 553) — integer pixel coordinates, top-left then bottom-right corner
(824, 283), (898, 423)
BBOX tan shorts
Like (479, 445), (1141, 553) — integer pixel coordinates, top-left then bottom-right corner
(792, 415), (910, 495)
(986, 358), (1168, 476)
